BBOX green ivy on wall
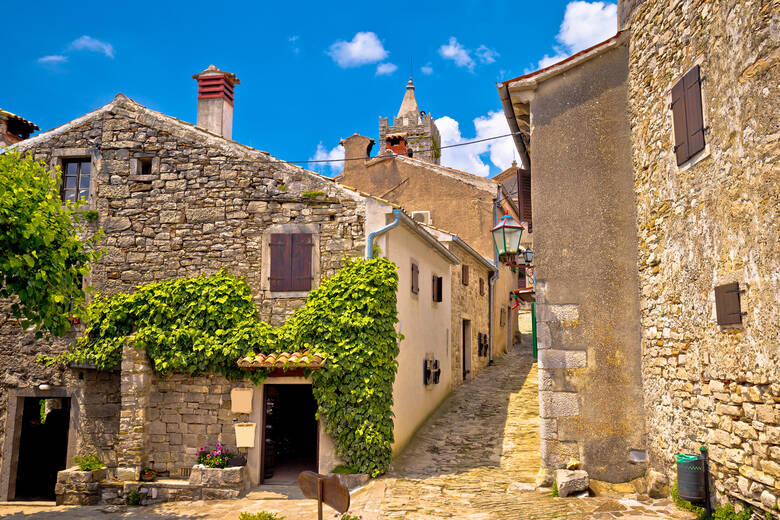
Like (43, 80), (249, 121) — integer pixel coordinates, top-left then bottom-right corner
(39, 257), (401, 476)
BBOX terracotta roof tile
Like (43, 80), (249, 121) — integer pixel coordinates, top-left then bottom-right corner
(237, 350), (325, 370)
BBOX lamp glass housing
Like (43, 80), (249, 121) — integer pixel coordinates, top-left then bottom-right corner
(491, 214), (524, 256)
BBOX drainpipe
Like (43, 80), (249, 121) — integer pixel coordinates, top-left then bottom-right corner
(488, 188), (501, 364)
(366, 208), (402, 258)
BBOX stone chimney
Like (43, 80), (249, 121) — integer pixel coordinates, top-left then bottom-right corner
(340, 134), (374, 174)
(384, 133), (409, 157)
(192, 65), (240, 140)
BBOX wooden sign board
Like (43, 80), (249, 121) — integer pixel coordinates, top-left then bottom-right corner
(298, 471), (350, 517)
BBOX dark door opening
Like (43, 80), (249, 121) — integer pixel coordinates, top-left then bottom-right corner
(462, 319), (472, 381)
(262, 384), (318, 484)
(15, 397), (70, 500)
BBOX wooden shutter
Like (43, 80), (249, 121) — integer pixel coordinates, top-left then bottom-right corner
(715, 282), (742, 326)
(269, 233), (292, 291)
(671, 65), (705, 165)
(291, 233), (313, 291)
(479, 278), (484, 296)
(462, 264), (469, 286)
(432, 275), (443, 302)
(683, 66), (705, 159)
(411, 263), (419, 294)
(516, 168), (532, 232)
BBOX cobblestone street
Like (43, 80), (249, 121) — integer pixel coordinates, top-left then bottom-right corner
(0, 346), (695, 519)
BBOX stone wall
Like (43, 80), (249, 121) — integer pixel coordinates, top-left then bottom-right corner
(628, 0), (779, 512)
(448, 242), (492, 387)
(147, 373), (250, 477)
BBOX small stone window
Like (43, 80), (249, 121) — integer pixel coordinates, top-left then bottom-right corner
(269, 233), (313, 292)
(432, 275), (443, 302)
(139, 158), (153, 175)
(714, 282), (743, 327)
(479, 278), (485, 296)
(671, 65), (706, 166)
(411, 263), (419, 294)
(461, 265), (469, 286)
(61, 158), (91, 202)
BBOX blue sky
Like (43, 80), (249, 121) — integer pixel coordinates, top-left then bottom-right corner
(2, 1), (617, 177)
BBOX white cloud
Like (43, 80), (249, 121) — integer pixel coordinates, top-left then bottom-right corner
(438, 37), (475, 70)
(531, 1), (617, 70)
(289, 35), (301, 54)
(435, 110), (514, 177)
(475, 45), (499, 64)
(328, 32), (388, 68)
(38, 55), (68, 64)
(68, 35), (115, 58)
(309, 142), (345, 176)
(375, 62), (398, 76)
(421, 63), (434, 75)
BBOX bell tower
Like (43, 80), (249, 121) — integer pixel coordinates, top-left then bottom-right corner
(378, 78), (441, 164)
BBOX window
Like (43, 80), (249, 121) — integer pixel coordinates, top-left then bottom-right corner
(139, 158), (153, 175)
(461, 264), (469, 286)
(671, 65), (705, 166)
(479, 278), (485, 296)
(61, 158), (91, 202)
(432, 275), (443, 302)
(411, 263), (419, 294)
(269, 233), (313, 292)
(516, 168), (532, 232)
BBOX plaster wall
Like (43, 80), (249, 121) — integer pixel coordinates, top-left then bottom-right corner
(384, 223), (454, 454)
(529, 42), (645, 483)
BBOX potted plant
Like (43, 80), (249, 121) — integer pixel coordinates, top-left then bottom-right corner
(140, 467), (157, 482)
(197, 444), (234, 469)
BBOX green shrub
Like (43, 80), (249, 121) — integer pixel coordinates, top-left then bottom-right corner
(338, 514), (361, 520)
(331, 465), (359, 474)
(73, 454), (103, 471)
(671, 478), (705, 517)
(81, 209), (99, 222)
(126, 489), (140, 506)
(550, 480), (558, 497)
(301, 190), (325, 199)
(238, 512), (285, 520)
(40, 257), (401, 476)
(711, 504), (752, 520)
(39, 399), (46, 424)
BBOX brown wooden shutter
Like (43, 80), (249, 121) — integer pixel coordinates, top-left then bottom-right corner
(715, 282), (743, 326)
(291, 233), (313, 291)
(462, 264), (469, 286)
(479, 278), (484, 296)
(683, 65), (705, 159)
(516, 168), (532, 232)
(432, 275), (443, 302)
(671, 65), (705, 166)
(411, 263), (419, 294)
(269, 233), (292, 291)
(671, 76), (689, 165)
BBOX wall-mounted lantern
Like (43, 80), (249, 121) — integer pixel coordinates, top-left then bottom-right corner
(491, 212), (525, 260)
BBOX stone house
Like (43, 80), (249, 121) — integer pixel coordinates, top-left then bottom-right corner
(0, 108), (39, 147)
(497, 0), (779, 512)
(337, 78), (527, 382)
(0, 66), (462, 502)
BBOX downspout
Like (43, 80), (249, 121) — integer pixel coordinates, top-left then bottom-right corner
(366, 208), (402, 258)
(488, 187), (501, 364)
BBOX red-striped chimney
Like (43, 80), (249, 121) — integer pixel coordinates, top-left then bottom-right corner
(192, 65), (240, 140)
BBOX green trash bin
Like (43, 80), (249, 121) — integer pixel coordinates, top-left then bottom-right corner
(676, 453), (706, 502)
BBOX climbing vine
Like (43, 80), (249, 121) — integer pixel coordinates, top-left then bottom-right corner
(39, 257), (401, 476)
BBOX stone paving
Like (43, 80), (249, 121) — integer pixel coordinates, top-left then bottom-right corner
(0, 344), (696, 519)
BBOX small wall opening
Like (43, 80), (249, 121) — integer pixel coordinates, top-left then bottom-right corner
(14, 397), (71, 500)
(262, 384), (318, 484)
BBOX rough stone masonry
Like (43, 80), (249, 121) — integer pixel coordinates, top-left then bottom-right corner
(625, 0), (779, 512)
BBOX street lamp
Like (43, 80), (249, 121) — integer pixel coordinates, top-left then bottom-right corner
(523, 248), (533, 265)
(491, 212), (524, 259)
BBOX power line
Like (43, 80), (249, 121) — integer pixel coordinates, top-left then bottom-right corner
(286, 131), (520, 164)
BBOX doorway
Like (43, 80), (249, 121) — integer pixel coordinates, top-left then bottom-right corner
(14, 398), (71, 500)
(261, 385), (318, 484)
(462, 319), (472, 381)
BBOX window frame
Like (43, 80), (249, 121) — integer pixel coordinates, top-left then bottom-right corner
(262, 224), (320, 298)
(60, 158), (92, 204)
(411, 262), (419, 295)
(669, 64), (708, 168)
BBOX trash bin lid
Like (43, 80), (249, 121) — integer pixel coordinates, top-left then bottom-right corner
(676, 454), (699, 463)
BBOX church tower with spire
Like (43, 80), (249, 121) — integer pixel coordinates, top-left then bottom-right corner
(378, 78), (441, 164)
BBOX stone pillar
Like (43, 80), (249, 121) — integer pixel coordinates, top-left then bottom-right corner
(116, 342), (151, 481)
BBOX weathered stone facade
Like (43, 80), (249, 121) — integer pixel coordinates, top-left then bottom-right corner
(0, 93), (369, 498)
(627, 0), (780, 512)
